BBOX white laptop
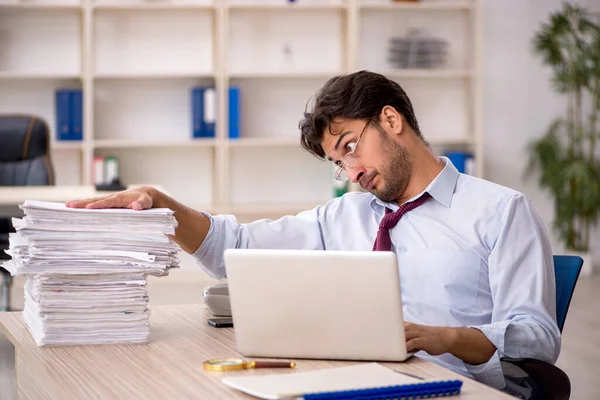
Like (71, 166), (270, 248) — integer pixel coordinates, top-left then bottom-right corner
(223, 249), (412, 362)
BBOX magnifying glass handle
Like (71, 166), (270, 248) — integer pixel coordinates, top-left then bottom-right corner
(248, 361), (296, 369)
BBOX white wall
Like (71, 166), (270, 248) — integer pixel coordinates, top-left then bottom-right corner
(483, 0), (600, 271)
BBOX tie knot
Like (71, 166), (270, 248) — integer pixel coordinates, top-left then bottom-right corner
(380, 192), (431, 231)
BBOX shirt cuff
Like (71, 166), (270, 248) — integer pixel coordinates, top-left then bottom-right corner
(464, 350), (505, 390)
(191, 212), (226, 279)
(463, 321), (512, 390)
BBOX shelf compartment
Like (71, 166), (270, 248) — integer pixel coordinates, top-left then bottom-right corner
(94, 147), (214, 207)
(229, 146), (332, 206)
(0, 80), (83, 143)
(94, 8), (214, 76)
(94, 78), (215, 142)
(359, 9), (471, 71)
(392, 79), (471, 141)
(50, 148), (82, 185)
(0, 8), (81, 75)
(228, 77), (330, 141)
(228, 9), (343, 75)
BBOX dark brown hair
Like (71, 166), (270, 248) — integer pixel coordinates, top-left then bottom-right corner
(299, 70), (422, 159)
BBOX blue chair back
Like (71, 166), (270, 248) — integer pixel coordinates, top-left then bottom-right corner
(553, 255), (583, 332)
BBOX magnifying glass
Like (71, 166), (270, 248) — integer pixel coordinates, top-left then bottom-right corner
(203, 358), (296, 372)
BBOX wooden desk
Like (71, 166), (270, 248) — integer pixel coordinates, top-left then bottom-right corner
(0, 305), (512, 399)
(0, 185), (167, 207)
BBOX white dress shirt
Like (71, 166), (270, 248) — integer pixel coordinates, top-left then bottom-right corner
(193, 157), (561, 390)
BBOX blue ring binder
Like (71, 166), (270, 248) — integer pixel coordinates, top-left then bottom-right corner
(301, 380), (463, 400)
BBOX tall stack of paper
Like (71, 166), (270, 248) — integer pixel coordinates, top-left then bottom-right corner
(2, 200), (180, 346)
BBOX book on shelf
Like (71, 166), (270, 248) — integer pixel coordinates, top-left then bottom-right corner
(191, 85), (241, 139)
(55, 89), (83, 141)
(229, 86), (240, 139)
(191, 86), (216, 139)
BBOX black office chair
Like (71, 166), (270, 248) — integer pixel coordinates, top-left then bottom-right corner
(0, 114), (55, 311)
(500, 255), (583, 400)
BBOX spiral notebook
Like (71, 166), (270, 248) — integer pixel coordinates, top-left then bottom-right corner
(222, 363), (462, 400)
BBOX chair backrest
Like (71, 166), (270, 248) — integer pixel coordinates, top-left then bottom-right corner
(0, 115), (55, 186)
(553, 255), (583, 332)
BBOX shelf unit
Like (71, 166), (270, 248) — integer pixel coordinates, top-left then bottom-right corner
(0, 0), (482, 219)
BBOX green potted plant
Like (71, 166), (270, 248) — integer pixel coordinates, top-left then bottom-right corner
(527, 3), (600, 275)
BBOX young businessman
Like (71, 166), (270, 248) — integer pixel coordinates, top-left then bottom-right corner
(67, 70), (560, 393)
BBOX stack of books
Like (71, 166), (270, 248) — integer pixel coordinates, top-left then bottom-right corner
(2, 200), (180, 346)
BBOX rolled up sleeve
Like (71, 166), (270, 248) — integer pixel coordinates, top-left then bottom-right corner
(192, 207), (328, 279)
(465, 194), (561, 389)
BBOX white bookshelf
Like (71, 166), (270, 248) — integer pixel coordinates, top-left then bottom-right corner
(0, 0), (482, 219)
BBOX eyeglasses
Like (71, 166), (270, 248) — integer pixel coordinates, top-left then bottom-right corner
(334, 119), (371, 182)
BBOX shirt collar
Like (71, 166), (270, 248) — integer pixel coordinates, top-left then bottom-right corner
(369, 156), (459, 213)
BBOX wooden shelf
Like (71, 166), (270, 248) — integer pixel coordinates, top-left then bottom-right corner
(229, 71), (342, 79)
(93, 3), (214, 11)
(381, 69), (474, 79)
(93, 139), (217, 149)
(0, 71), (80, 80)
(93, 72), (215, 80)
(0, 2), (81, 10)
(360, 1), (474, 11)
(52, 141), (84, 150)
(227, 138), (300, 148)
(228, 3), (346, 11)
(427, 136), (474, 146)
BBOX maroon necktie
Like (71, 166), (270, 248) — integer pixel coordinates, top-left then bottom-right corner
(372, 192), (431, 251)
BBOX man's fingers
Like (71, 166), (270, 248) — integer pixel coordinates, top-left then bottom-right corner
(65, 196), (107, 208)
(84, 195), (125, 209)
(404, 328), (418, 341)
(131, 195), (152, 210)
(406, 338), (423, 353)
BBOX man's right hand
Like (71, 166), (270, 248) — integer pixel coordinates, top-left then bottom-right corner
(65, 186), (211, 254)
(66, 186), (155, 210)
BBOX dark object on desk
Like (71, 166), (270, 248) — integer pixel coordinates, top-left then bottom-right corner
(208, 317), (234, 328)
(95, 178), (126, 192)
(500, 255), (583, 400)
(203, 282), (232, 317)
(0, 114), (55, 312)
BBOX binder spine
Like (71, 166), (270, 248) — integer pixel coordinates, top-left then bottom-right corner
(203, 87), (216, 138)
(192, 87), (205, 138)
(302, 380), (463, 400)
(55, 89), (71, 141)
(70, 89), (83, 141)
(228, 86), (240, 139)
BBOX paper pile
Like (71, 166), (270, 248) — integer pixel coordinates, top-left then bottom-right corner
(2, 200), (180, 346)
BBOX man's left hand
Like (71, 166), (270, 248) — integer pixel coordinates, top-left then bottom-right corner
(404, 322), (497, 365)
(404, 322), (456, 356)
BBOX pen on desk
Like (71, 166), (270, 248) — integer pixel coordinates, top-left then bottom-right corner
(393, 369), (424, 380)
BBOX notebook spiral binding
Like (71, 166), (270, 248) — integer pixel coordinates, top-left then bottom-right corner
(302, 380), (463, 400)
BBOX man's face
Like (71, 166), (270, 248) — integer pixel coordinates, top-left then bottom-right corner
(322, 118), (413, 203)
